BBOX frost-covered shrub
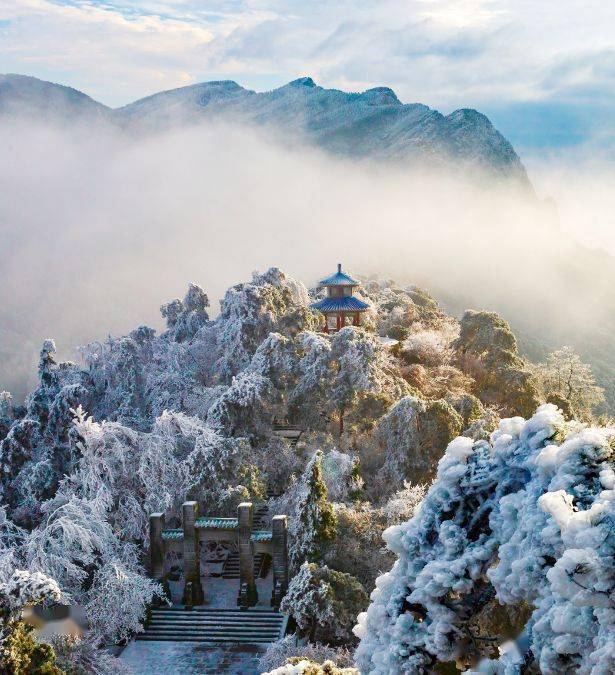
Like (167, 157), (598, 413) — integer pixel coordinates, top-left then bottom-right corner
(0, 570), (63, 675)
(370, 395), (462, 494)
(263, 659), (358, 675)
(402, 322), (457, 367)
(255, 437), (304, 490)
(380, 482), (426, 526)
(50, 634), (129, 675)
(320, 450), (361, 503)
(325, 503), (390, 591)
(355, 404), (615, 673)
(454, 310), (539, 417)
(259, 635), (355, 673)
(533, 346), (605, 420)
(281, 562), (368, 645)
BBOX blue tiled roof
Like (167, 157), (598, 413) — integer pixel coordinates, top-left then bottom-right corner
(310, 296), (370, 312)
(160, 527), (273, 542)
(195, 517), (238, 530)
(251, 530), (272, 542)
(318, 266), (360, 286)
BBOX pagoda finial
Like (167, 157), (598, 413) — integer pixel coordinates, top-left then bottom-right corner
(337, 263), (342, 273)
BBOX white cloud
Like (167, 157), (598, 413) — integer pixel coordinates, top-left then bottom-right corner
(1, 0), (615, 125)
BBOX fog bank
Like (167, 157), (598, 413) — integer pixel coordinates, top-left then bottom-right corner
(1, 119), (615, 401)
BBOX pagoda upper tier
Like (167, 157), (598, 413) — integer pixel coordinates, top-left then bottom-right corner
(310, 264), (370, 333)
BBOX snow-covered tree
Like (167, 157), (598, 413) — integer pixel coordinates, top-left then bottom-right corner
(330, 327), (400, 436)
(281, 561), (368, 645)
(534, 346), (605, 420)
(355, 404), (615, 673)
(213, 268), (313, 382)
(0, 569), (62, 674)
(369, 395), (462, 493)
(291, 451), (337, 571)
(454, 310), (540, 417)
(160, 282), (210, 342)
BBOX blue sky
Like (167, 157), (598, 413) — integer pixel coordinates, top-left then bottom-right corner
(2, 0), (615, 157)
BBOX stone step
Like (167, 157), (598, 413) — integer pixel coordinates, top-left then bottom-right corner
(136, 635), (276, 644)
(147, 625), (281, 635)
(222, 552), (264, 579)
(149, 618), (283, 627)
(138, 607), (288, 644)
(155, 607), (281, 614)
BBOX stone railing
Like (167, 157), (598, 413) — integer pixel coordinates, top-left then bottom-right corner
(149, 501), (289, 609)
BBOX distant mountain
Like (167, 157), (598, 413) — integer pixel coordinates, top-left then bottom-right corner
(0, 74), (109, 123)
(0, 74), (529, 185)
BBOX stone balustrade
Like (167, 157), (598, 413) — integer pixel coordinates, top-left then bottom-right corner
(149, 501), (289, 609)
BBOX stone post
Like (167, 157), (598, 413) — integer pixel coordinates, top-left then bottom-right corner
(181, 501), (204, 606)
(149, 512), (165, 580)
(271, 515), (289, 608)
(237, 502), (258, 608)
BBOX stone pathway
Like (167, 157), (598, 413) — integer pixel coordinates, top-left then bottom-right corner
(119, 640), (265, 674)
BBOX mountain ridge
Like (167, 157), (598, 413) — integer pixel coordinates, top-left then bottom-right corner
(0, 73), (529, 185)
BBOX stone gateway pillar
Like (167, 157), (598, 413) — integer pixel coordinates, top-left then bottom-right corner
(181, 501), (204, 606)
(149, 512), (165, 581)
(237, 502), (258, 608)
(271, 515), (289, 608)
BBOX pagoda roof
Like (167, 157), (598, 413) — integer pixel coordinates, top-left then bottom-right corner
(310, 296), (370, 312)
(318, 264), (360, 287)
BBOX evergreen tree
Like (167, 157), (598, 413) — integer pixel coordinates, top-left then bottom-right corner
(291, 451), (337, 571)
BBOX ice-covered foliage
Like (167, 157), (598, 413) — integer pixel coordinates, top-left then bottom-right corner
(85, 561), (162, 644)
(213, 268), (314, 382)
(259, 635), (355, 673)
(370, 395), (462, 492)
(50, 634), (130, 675)
(263, 659), (359, 675)
(289, 327), (409, 434)
(281, 561), (368, 645)
(402, 322), (457, 368)
(290, 451), (337, 571)
(454, 310), (539, 417)
(160, 282), (210, 342)
(320, 450), (361, 503)
(0, 340), (90, 527)
(355, 404), (615, 673)
(533, 345), (605, 420)
(0, 569), (61, 617)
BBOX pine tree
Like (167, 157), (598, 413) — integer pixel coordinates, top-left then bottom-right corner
(291, 451), (337, 571)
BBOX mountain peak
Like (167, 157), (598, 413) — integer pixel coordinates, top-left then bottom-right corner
(288, 76), (317, 88)
(361, 86), (401, 106)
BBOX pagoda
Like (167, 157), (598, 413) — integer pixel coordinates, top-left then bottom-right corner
(310, 264), (370, 333)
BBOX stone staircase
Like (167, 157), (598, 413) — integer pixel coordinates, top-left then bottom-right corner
(273, 424), (303, 448)
(222, 551), (265, 579)
(137, 606), (288, 644)
(254, 503), (269, 526)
